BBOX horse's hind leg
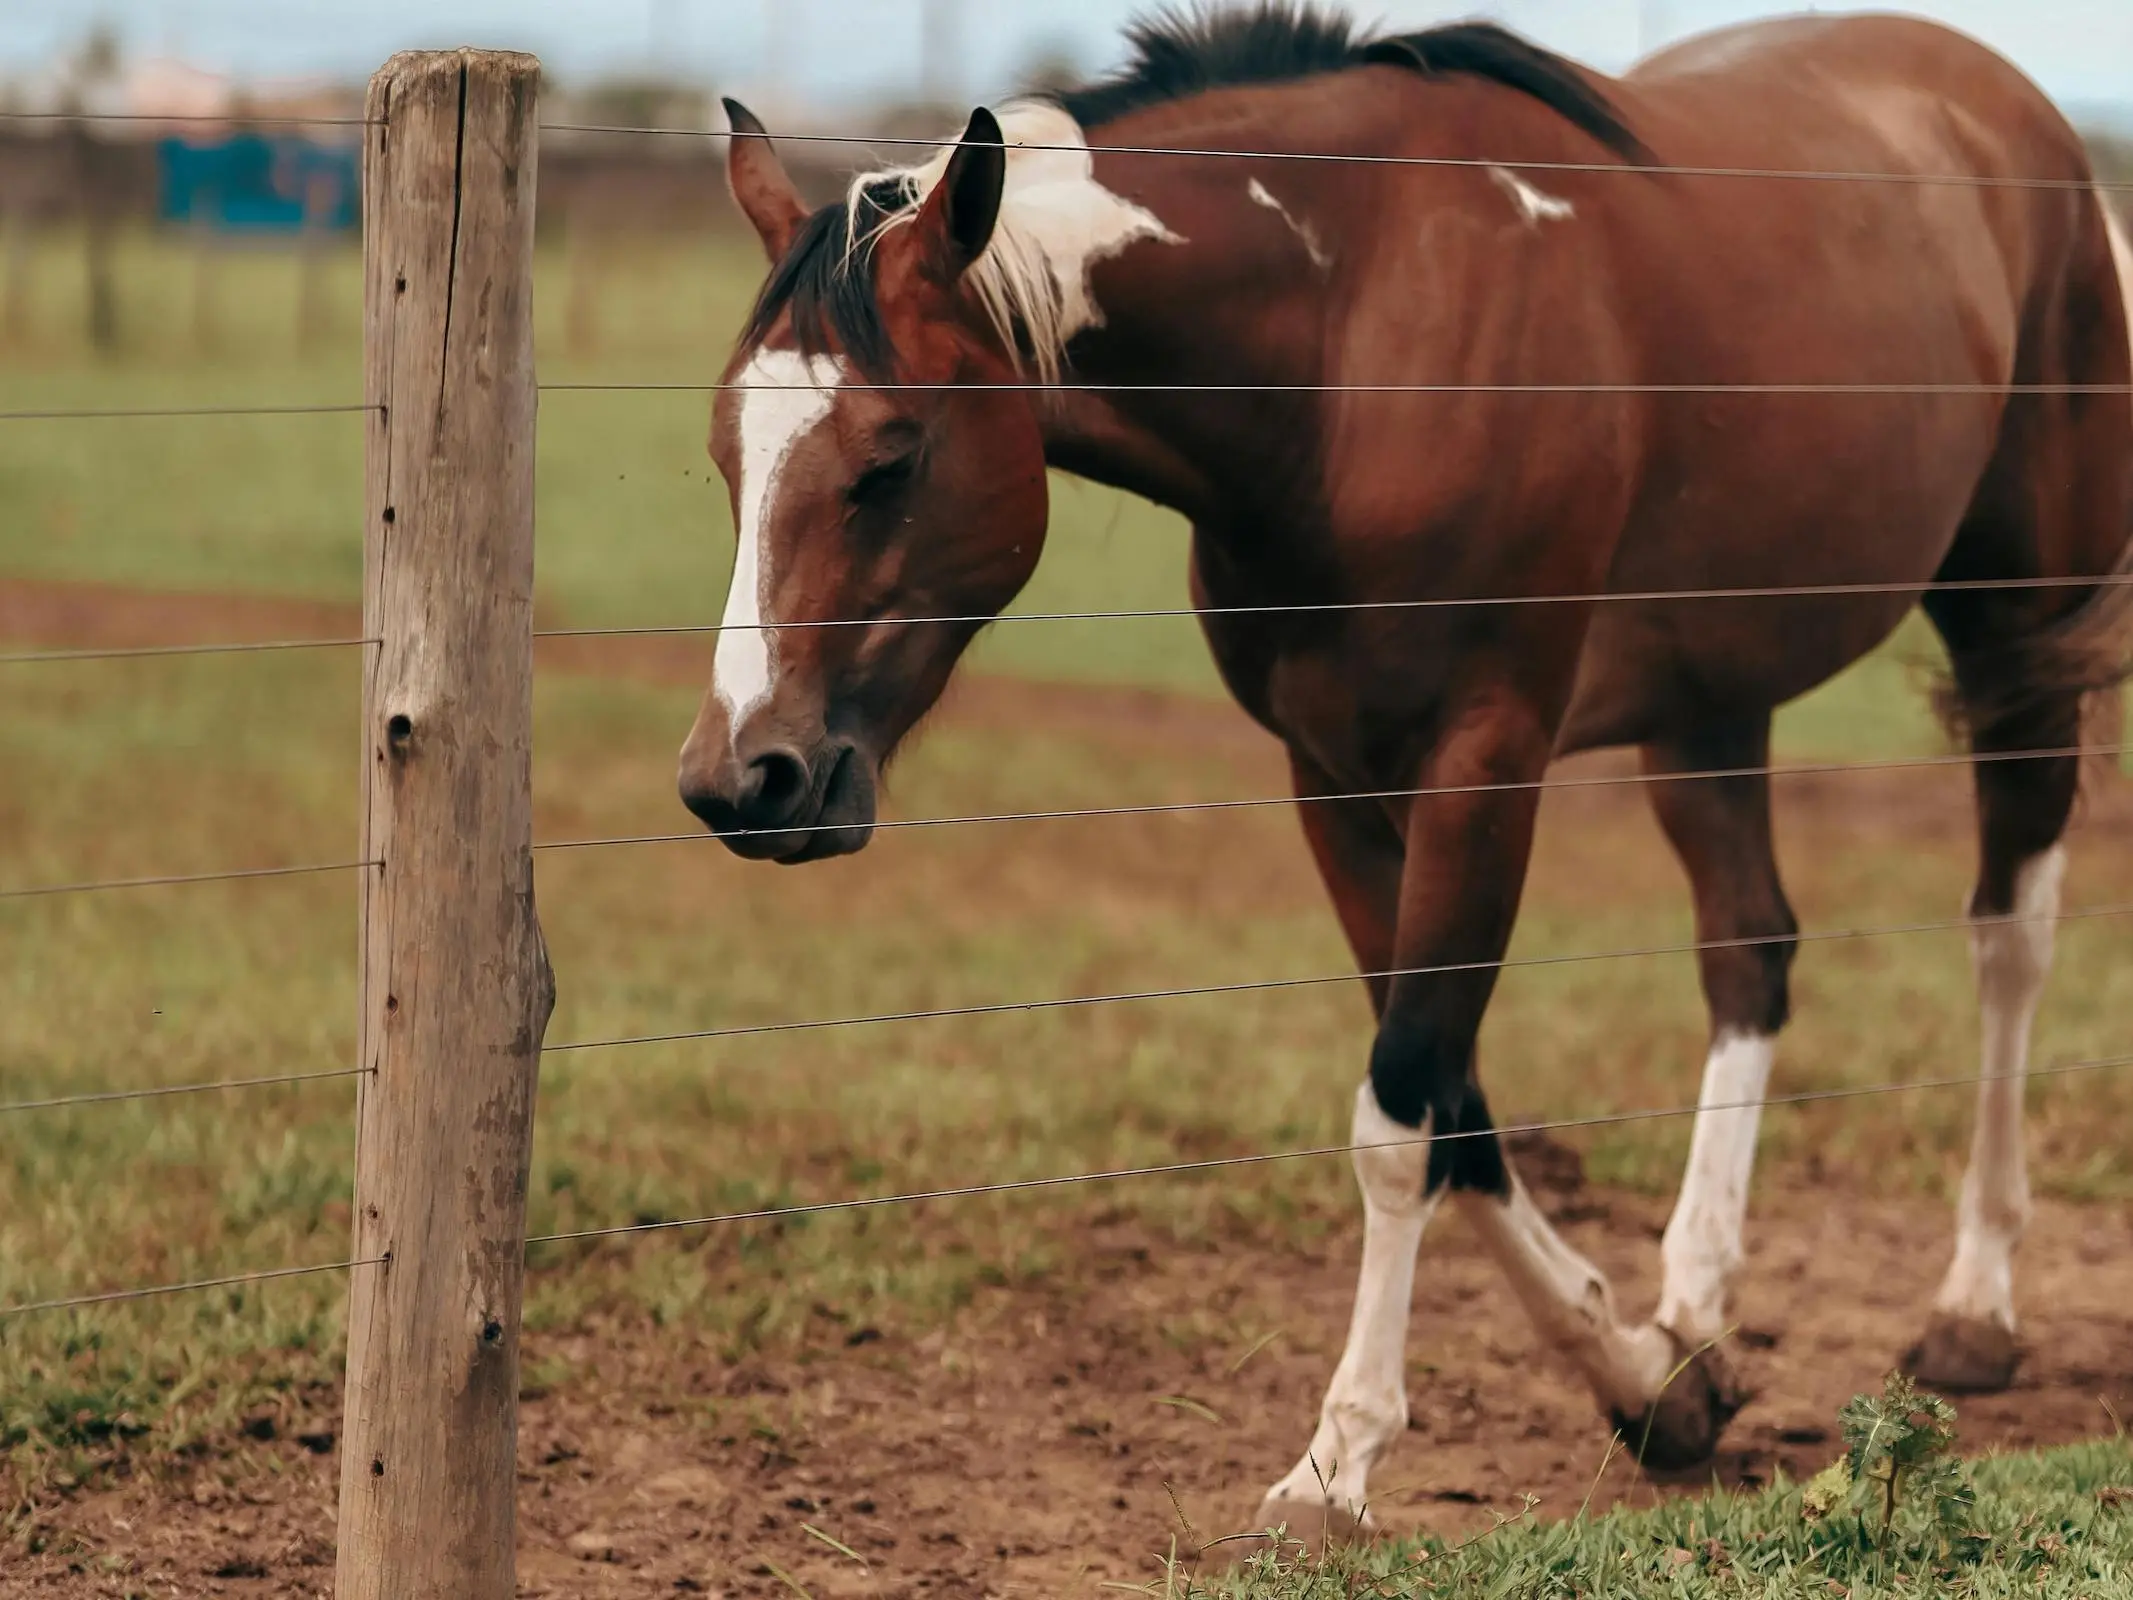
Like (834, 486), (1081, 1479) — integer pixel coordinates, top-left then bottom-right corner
(1904, 600), (2087, 1391)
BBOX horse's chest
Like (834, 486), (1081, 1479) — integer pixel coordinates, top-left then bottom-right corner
(1197, 616), (1425, 782)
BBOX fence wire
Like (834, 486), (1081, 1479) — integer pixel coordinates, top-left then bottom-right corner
(0, 1067), (369, 1118)
(543, 900), (2133, 1058)
(0, 636), (379, 667)
(533, 570), (2133, 643)
(13, 1050), (2127, 1316)
(551, 380), (2133, 397)
(538, 740), (2129, 856)
(4, 108), (2125, 198)
(0, 110), (374, 130)
(560, 120), (2133, 197)
(0, 1257), (386, 1322)
(0, 403), (376, 423)
(528, 1048), (2133, 1248)
(0, 858), (378, 903)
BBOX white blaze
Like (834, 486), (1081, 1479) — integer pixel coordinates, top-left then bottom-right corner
(714, 350), (844, 743)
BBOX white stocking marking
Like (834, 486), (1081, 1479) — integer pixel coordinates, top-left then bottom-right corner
(712, 350), (843, 743)
(1935, 844), (2063, 1329)
(1459, 1178), (1675, 1418)
(1657, 1031), (1774, 1346)
(1263, 1084), (1437, 1522)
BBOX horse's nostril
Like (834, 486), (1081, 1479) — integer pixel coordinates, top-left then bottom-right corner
(745, 749), (811, 825)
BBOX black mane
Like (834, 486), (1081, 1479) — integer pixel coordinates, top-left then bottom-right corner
(740, 179), (907, 377)
(1053, 4), (1648, 163)
(1051, 1), (1364, 127)
(739, 4), (1646, 373)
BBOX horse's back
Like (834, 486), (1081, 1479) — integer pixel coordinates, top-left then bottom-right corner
(1629, 12), (2080, 167)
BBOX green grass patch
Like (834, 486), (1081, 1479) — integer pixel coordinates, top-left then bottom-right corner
(1196, 1433), (2133, 1598)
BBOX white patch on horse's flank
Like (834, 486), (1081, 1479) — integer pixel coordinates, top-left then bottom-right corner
(1246, 177), (1332, 271)
(1656, 1031), (1773, 1346)
(1935, 843), (2064, 1330)
(713, 349), (844, 744)
(1489, 166), (1575, 226)
(1262, 1083), (1437, 1520)
(843, 101), (1182, 384)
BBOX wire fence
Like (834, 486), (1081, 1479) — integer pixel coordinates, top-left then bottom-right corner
(2, 83), (2129, 1410)
(7, 103), (2130, 194)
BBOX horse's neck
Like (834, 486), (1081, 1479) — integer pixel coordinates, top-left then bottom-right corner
(1026, 101), (1409, 531)
(1032, 200), (1326, 528)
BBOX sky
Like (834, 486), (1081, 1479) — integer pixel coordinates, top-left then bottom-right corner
(3, 1), (2130, 125)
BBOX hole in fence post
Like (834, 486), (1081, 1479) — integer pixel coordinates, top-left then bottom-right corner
(386, 713), (414, 754)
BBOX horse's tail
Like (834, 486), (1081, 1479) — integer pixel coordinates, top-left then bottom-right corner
(2105, 196), (2133, 363)
(2082, 194), (2133, 786)
(1934, 190), (2133, 790)
(1931, 534), (2133, 789)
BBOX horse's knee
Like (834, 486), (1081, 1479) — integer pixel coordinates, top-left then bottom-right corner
(1346, 1080), (1432, 1214)
(1368, 1014), (1505, 1196)
(1698, 911), (1797, 1037)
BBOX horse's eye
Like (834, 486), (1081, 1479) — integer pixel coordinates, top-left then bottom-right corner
(849, 453), (918, 508)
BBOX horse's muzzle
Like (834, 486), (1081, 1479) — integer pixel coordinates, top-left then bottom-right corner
(678, 739), (877, 864)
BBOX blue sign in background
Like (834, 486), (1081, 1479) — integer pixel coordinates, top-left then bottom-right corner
(157, 136), (359, 232)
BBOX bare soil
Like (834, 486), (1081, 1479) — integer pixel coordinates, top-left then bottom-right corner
(6, 579), (2131, 1598)
(10, 1185), (2131, 1599)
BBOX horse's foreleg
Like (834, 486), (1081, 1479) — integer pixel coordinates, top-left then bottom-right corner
(1371, 705), (1684, 1458)
(1259, 757), (1430, 1541)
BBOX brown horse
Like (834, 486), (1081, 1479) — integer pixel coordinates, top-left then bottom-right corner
(678, 4), (2133, 1532)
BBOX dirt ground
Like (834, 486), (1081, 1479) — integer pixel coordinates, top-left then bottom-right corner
(10, 1183), (2132, 1599)
(6, 579), (2132, 1597)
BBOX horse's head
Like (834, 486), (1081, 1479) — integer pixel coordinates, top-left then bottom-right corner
(680, 101), (1050, 862)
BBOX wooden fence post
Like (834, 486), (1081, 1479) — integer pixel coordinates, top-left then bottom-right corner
(336, 49), (552, 1600)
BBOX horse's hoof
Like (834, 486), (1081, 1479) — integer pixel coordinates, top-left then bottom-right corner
(1612, 1341), (1749, 1471)
(1903, 1313), (2019, 1393)
(1239, 1494), (1375, 1559)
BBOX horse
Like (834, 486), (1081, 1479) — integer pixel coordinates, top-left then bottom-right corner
(677, 3), (2133, 1536)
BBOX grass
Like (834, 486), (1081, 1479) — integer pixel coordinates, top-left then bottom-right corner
(2, 230), (2130, 1543)
(1188, 1434), (2133, 1597)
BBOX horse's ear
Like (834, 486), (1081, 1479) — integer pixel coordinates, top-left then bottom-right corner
(911, 107), (1006, 282)
(724, 97), (809, 261)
